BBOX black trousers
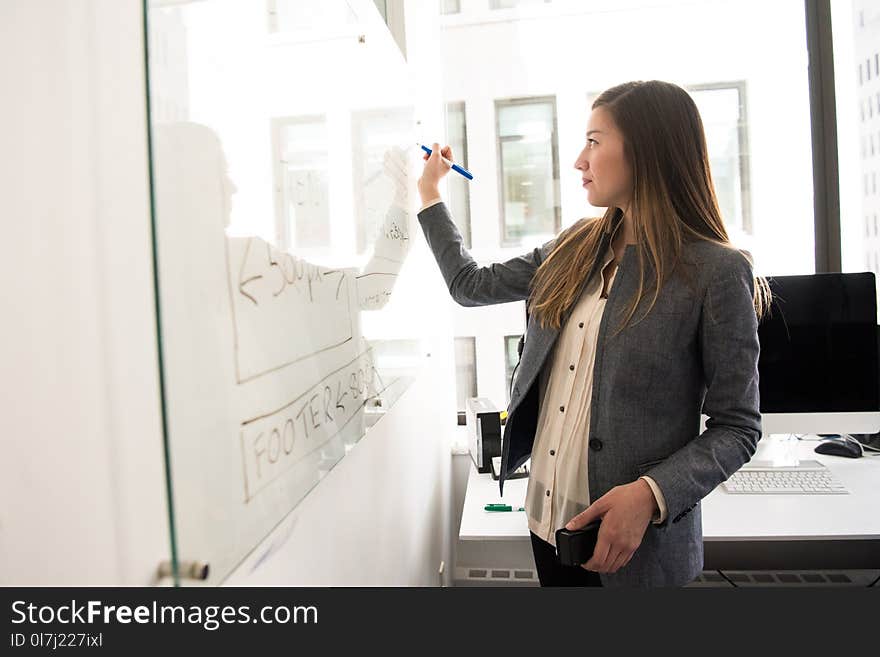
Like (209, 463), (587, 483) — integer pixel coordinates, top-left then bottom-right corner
(530, 532), (603, 587)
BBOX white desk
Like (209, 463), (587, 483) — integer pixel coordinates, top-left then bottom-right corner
(459, 436), (880, 570)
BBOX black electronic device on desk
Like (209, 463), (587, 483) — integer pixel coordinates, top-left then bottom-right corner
(466, 397), (501, 474)
(758, 272), (880, 435)
(814, 435), (866, 458)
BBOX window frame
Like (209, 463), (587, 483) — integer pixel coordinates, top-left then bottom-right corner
(271, 114), (330, 251)
(445, 100), (473, 248)
(495, 95), (562, 248)
(806, 0), (841, 273)
(454, 336), (478, 413)
(687, 80), (753, 235)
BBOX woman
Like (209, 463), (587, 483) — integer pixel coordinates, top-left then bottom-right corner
(417, 80), (770, 587)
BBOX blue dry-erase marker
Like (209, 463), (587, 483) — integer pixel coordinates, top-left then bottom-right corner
(419, 143), (474, 180)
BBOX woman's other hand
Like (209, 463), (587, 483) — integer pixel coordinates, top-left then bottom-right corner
(417, 142), (452, 205)
(564, 479), (658, 574)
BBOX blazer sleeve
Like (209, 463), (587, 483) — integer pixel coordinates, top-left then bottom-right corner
(417, 201), (556, 307)
(641, 247), (763, 527)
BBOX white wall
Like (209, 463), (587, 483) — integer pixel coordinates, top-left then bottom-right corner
(0, 0), (169, 585)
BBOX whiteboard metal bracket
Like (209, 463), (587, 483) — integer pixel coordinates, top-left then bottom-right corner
(157, 560), (210, 582)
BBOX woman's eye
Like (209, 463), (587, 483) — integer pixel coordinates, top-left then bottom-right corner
(587, 138), (598, 148)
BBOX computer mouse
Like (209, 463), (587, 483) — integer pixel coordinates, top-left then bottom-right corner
(814, 439), (863, 458)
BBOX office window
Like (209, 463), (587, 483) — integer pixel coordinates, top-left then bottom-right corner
(839, 1), (880, 320)
(454, 337), (477, 412)
(584, 82), (751, 235)
(503, 335), (520, 403)
(689, 83), (752, 234)
(351, 107), (415, 254)
(440, 0), (460, 14)
(445, 101), (472, 247)
(273, 116), (330, 249)
(496, 97), (561, 246)
(441, 0), (817, 397)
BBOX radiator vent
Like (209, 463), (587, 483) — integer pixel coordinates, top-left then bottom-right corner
(455, 567), (873, 586)
(459, 566), (538, 584)
(689, 570), (870, 586)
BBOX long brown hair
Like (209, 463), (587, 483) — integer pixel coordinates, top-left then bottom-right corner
(527, 80), (771, 334)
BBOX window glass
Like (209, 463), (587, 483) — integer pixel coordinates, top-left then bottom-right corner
(273, 117), (330, 250)
(445, 101), (472, 247)
(504, 335), (520, 403)
(441, 0), (461, 14)
(497, 98), (560, 246)
(836, 0), (880, 321)
(454, 337), (477, 411)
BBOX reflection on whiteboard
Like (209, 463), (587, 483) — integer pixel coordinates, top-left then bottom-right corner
(239, 349), (379, 502)
(357, 146), (409, 309)
(353, 108), (414, 254)
(228, 237), (353, 383)
(274, 116), (331, 249)
(150, 117), (416, 583)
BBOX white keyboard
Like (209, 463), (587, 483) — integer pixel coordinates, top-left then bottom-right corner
(723, 460), (849, 495)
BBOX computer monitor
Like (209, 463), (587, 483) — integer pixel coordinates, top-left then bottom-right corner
(757, 272), (880, 435)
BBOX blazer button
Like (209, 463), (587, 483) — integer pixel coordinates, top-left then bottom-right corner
(589, 438), (603, 451)
(578, 322), (584, 328)
(549, 449), (555, 456)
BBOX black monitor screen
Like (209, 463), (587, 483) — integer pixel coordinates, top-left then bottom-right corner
(757, 272), (878, 413)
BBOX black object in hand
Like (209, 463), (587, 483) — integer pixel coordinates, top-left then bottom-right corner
(555, 522), (601, 568)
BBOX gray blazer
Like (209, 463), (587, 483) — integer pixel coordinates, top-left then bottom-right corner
(418, 202), (762, 587)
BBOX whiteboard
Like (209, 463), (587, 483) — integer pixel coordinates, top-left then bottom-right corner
(146, 0), (422, 583)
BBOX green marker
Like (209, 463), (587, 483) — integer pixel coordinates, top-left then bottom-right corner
(484, 504), (525, 512)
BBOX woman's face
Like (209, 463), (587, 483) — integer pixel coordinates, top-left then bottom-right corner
(574, 106), (633, 211)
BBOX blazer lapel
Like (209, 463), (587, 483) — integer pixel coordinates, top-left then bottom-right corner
(508, 215), (620, 411)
